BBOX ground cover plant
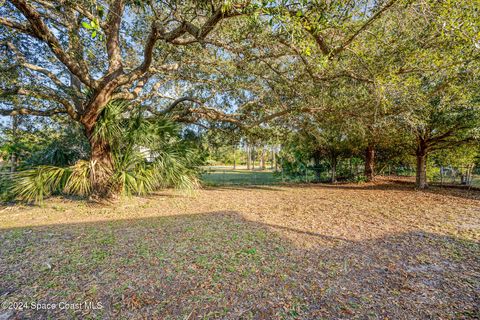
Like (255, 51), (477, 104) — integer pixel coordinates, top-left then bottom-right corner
(0, 0), (479, 319)
(0, 179), (479, 319)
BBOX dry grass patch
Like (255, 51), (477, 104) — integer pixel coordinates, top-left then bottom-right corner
(0, 179), (479, 319)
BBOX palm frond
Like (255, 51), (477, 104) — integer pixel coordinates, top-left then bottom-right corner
(92, 99), (128, 148)
(64, 160), (93, 196)
(9, 100), (201, 203)
(10, 166), (70, 203)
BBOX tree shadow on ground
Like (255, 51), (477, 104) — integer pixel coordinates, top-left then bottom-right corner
(0, 211), (478, 319)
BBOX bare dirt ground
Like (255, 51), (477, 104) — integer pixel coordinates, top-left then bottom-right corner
(0, 178), (479, 319)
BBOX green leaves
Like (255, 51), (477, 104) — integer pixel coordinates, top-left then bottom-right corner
(81, 18), (101, 39)
(97, 6), (105, 18)
(81, 21), (93, 30)
(10, 166), (70, 203)
(304, 46), (312, 56)
(9, 160), (94, 203)
(91, 18), (99, 29)
(8, 99), (200, 203)
(95, 100), (200, 196)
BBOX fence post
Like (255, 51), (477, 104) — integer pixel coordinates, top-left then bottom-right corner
(305, 167), (308, 183)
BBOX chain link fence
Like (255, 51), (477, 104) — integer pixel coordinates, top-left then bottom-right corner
(201, 164), (365, 186)
(201, 165), (480, 187)
(429, 166), (479, 187)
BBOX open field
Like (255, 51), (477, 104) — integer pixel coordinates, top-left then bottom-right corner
(202, 166), (480, 187)
(0, 179), (479, 319)
(201, 167), (339, 185)
(202, 167), (281, 185)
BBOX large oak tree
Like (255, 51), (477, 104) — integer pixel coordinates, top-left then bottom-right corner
(0, 0), (255, 196)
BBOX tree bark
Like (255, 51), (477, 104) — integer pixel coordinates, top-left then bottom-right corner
(364, 144), (375, 182)
(10, 153), (17, 173)
(10, 115), (18, 173)
(313, 152), (321, 182)
(246, 145), (251, 170)
(272, 148), (276, 171)
(331, 155), (337, 183)
(261, 146), (266, 170)
(415, 142), (428, 189)
(85, 125), (115, 199)
(251, 147), (255, 170)
(233, 146), (236, 170)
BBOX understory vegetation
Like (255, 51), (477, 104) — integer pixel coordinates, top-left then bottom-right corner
(0, 1), (479, 319)
(1, 0), (479, 202)
(1, 100), (200, 202)
(1, 182), (478, 319)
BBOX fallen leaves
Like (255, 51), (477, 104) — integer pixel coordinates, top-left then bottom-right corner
(0, 179), (479, 319)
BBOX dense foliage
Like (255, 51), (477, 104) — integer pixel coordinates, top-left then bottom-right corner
(0, 0), (479, 202)
(3, 101), (200, 202)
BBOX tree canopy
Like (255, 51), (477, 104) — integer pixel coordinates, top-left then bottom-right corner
(1, 0), (479, 201)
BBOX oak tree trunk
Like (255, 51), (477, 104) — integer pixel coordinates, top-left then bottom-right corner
(85, 125), (115, 199)
(313, 152), (321, 182)
(261, 147), (266, 170)
(10, 115), (18, 173)
(233, 147), (236, 170)
(331, 156), (337, 183)
(416, 143), (428, 189)
(81, 89), (119, 199)
(364, 144), (375, 182)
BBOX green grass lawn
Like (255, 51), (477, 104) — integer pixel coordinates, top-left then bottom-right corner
(201, 168), (480, 188)
(201, 168), (281, 185)
(470, 174), (480, 187)
(201, 167), (319, 186)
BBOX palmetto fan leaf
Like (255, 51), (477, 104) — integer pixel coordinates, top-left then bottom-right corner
(92, 99), (128, 148)
(64, 160), (93, 196)
(9, 100), (200, 203)
(10, 166), (69, 203)
(111, 106), (199, 195)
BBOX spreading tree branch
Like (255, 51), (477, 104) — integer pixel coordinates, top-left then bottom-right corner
(332, 0), (398, 57)
(105, 0), (124, 73)
(8, 0), (95, 88)
(0, 106), (67, 117)
(0, 86), (78, 119)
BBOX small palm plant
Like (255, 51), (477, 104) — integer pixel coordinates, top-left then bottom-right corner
(7, 100), (200, 203)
